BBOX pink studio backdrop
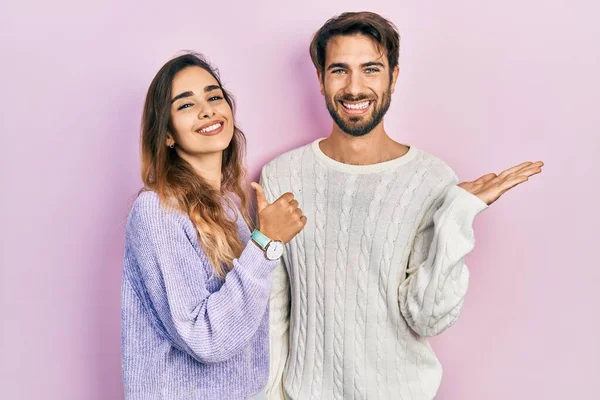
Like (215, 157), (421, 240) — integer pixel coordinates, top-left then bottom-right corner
(1, 1), (598, 399)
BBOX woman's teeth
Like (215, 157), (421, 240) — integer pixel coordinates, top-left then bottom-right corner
(200, 123), (222, 133)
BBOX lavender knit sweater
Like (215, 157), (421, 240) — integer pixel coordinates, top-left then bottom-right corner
(121, 191), (277, 400)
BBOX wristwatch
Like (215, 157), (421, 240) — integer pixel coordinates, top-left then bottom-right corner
(251, 229), (284, 261)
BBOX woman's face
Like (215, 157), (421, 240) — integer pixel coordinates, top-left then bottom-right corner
(167, 66), (234, 158)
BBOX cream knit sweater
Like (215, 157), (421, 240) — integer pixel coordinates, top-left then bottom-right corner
(261, 139), (487, 400)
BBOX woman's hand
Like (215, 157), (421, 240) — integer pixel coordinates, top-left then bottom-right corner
(251, 183), (307, 243)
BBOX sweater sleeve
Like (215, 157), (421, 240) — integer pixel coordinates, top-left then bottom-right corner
(266, 260), (291, 400)
(259, 168), (291, 400)
(398, 185), (488, 337)
(126, 193), (277, 364)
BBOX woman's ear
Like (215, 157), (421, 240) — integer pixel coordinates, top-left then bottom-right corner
(166, 133), (175, 148)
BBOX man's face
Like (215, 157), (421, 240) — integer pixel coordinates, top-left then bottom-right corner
(318, 34), (399, 137)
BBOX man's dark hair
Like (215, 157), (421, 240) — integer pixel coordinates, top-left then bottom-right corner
(309, 11), (400, 79)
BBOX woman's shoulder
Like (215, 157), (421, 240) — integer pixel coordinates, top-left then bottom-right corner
(131, 190), (165, 218)
(127, 190), (187, 232)
(134, 189), (160, 206)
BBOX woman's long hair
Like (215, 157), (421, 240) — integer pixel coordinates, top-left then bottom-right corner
(140, 52), (252, 278)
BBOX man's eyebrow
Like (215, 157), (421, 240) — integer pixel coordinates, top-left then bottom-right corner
(326, 62), (349, 71)
(326, 61), (386, 71)
(361, 61), (385, 68)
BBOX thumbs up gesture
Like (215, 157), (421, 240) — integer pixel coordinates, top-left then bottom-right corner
(251, 182), (307, 244)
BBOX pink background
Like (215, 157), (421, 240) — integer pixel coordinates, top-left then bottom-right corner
(1, 1), (598, 399)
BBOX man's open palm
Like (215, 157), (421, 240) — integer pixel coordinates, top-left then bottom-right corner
(459, 161), (544, 206)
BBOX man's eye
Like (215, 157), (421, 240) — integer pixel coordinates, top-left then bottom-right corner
(332, 69), (345, 74)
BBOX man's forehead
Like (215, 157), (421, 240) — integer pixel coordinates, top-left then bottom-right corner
(325, 35), (387, 65)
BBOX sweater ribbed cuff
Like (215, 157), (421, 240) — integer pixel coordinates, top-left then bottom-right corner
(237, 240), (279, 276)
(444, 185), (488, 227)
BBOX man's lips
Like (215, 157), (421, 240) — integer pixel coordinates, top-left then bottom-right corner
(339, 100), (373, 114)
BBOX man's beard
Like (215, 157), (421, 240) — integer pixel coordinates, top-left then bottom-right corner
(325, 89), (392, 137)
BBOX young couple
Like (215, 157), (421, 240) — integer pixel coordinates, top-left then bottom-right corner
(121, 11), (543, 400)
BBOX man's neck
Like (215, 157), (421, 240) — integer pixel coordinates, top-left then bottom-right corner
(319, 124), (409, 166)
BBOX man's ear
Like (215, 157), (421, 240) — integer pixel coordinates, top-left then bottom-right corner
(317, 70), (325, 96)
(390, 65), (400, 94)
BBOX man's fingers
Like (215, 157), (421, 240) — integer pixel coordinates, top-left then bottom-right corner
(473, 172), (498, 186)
(289, 199), (299, 210)
(516, 164), (543, 178)
(498, 161), (533, 178)
(504, 162), (543, 180)
(476, 173), (497, 184)
(251, 182), (269, 212)
(499, 175), (530, 192)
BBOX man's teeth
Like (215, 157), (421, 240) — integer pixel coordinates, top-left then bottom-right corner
(343, 101), (370, 110)
(200, 123), (221, 133)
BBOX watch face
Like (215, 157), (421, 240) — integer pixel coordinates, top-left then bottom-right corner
(266, 241), (284, 260)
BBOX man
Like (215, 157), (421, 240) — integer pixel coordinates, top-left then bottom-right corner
(256, 11), (543, 400)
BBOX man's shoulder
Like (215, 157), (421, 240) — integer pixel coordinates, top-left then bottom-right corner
(412, 147), (459, 184)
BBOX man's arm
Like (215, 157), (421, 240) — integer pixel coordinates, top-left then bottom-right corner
(260, 167), (291, 400)
(266, 260), (291, 399)
(398, 185), (487, 337)
(399, 160), (543, 336)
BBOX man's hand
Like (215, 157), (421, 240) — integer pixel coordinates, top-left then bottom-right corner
(458, 161), (544, 206)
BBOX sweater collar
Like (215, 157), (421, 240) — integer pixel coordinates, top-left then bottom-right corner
(311, 137), (418, 175)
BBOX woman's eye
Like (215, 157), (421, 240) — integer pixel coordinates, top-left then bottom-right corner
(177, 103), (193, 111)
(209, 96), (223, 101)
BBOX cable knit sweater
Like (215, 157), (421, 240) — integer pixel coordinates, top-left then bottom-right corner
(262, 139), (488, 400)
(121, 191), (277, 400)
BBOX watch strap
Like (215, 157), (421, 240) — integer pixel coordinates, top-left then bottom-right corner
(251, 229), (271, 249)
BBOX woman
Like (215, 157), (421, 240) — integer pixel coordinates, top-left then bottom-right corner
(121, 52), (306, 399)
